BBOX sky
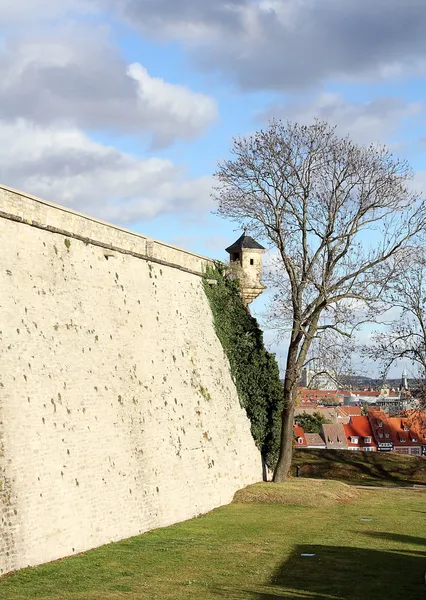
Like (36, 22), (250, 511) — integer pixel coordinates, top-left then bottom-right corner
(1, 0), (426, 379)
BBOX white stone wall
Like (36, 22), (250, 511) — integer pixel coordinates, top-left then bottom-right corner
(0, 186), (262, 575)
(241, 248), (264, 287)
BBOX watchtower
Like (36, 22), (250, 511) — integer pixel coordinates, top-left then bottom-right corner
(225, 232), (266, 306)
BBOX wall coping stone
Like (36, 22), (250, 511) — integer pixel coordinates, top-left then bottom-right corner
(0, 184), (214, 276)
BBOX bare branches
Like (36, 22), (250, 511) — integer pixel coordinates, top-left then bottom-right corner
(367, 248), (426, 379)
(215, 121), (424, 327)
(303, 330), (356, 389)
(213, 119), (426, 481)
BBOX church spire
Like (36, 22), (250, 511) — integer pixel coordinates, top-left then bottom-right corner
(400, 368), (408, 391)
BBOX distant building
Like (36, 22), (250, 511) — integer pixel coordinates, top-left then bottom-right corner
(293, 426), (326, 449)
(387, 417), (422, 456)
(294, 425), (307, 448)
(399, 368), (409, 393)
(295, 406), (339, 423)
(367, 409), (394, 452)
(341, 390), (382, 405)
(340, 386), (416, 412)
(321, 423), (348, 449)
(376, 395), (416, 413)
(342, 416), (377, 452)
(296, 387), (343, 407)
(304, 433), (326, 449)
(300, 367), (340, 390)
(295, 405), (426, 456)
(337, 406), (363, 420)
(404, 410), (426, 455)
(294, 405), (362, 425)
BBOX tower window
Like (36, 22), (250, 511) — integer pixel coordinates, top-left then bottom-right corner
(250, 259), (254, 265)
(231, 252), (240, 262)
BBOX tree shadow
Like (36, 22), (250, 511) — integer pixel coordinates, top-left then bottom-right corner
(292, 449), (426, 486)
(360, 531), (426, 546)
(248, 543), (426, 600)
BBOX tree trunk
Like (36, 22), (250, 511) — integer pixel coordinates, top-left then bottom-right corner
(273, 347), (298, 483)
(273, 397), (295, 482)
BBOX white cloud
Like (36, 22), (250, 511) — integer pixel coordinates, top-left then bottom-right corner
(3, 0), (426, 92)
(0, 0), (94, 25)
(0, 119), (213, 223)
(0, 25), (217, 148)
(112, 0), (426, 90)
(127, 63), (218, 148)
(412, 170), (426, 195)
(260, 94), (424, 145)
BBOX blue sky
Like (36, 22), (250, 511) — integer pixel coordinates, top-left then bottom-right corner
(1, 0), (426, 379)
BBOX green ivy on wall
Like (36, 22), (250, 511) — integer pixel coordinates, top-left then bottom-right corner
(203, 263), (283, 469)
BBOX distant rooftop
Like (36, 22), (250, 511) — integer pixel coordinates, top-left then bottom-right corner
(304, 433), (326, 447)
(322, 423), (347, 448)
(225, 233), (265, 254)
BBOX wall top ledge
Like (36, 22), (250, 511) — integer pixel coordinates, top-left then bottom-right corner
(0, 184), (214, 276)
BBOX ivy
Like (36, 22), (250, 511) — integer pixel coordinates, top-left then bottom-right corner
(203, 263), (283, 469)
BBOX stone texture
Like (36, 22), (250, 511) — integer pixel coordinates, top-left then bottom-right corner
(0, 185), (262, 575)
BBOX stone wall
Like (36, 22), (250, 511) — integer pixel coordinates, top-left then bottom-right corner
(0, 185), (262, 575)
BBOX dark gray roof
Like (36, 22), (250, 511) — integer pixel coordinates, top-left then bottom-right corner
(225, 233), (265, 254)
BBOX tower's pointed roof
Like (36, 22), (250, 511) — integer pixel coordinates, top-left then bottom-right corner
(400, 368), (409, 390)
(225, 232), (265, 254)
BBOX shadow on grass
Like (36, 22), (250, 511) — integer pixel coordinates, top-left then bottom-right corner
(248, 543), (426, 600)
(292, 449), (426, 486)
(360, 531), (426, 547)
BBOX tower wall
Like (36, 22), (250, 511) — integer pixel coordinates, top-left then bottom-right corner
(225, 234), (266, 306)
(241, 248), (264, 287)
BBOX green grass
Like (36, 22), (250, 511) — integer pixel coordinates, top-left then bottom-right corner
(291, 448), (426, 487)
(1, 480), (425, 600)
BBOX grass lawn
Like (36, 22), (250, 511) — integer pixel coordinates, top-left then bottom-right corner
(291, 448), (426, 487)
(1, 480), (425, 600)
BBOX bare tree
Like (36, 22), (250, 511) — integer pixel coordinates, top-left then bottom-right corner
(213, 120), (426, 482)
(367, 249), (426, 409)
(302, 329), (356, 389)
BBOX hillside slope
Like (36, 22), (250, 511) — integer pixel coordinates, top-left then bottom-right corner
(292, 449), (426, 486)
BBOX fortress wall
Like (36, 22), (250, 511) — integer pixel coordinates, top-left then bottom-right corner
(0, 185), (262, 575)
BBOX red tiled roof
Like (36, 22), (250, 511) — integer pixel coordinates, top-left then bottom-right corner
(387, 417), (423, 447)
(337, 406), (362, 417)
(343, 416), (377, 449)
(296, 389), (344, 408)
(404, 410), (426, 443)
(294, 425), (307, 447)
(367, 409), (394, 449)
